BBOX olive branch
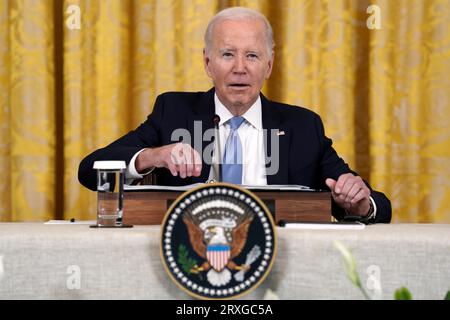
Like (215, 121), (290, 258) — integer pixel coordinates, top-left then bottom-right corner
(177, 244), (198, 274)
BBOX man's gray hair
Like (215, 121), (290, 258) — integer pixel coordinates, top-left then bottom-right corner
(204, 7), (274, 56)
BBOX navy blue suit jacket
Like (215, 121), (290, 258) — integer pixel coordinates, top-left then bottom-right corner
(78, 88), (391, 223)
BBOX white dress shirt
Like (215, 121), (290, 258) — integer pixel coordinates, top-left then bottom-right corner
(207, 94), (267, 185)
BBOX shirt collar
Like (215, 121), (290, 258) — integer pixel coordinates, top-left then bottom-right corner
(214, 93), (262, 130)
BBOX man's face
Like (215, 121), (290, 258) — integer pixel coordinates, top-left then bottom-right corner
(204, 18), (274, 111)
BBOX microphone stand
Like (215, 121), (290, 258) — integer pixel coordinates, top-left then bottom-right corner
(212, 115), (222, 182)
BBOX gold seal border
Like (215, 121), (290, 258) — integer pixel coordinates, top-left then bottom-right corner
(159, 182), (278, 300)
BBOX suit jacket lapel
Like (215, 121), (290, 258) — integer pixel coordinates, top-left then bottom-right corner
(261, 94), (289, 184)
(189, 88), (215, 183)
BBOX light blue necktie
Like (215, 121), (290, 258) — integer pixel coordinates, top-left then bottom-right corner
(222, 116), (245, 184)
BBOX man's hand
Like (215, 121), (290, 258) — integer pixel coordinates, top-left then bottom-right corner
(325, 173), (371, 217)
(136, 143), (202, 178)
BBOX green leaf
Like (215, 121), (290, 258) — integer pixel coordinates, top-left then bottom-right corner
(178, 244), (198, 274)
(394, 287), (413, 300)
(444, 291), (450, 300)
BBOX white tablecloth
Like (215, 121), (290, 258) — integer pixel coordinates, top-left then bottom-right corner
(0, 223), (449, 300)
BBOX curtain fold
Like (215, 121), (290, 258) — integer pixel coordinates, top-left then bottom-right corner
(1, 0), (55, 221)
(0, 0), (449, 222)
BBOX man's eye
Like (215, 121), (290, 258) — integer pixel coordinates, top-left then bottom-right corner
(247, 54), (259, 59)
(223, 52), (233, 57)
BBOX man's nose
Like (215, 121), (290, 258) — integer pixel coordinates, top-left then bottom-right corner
(233, 55), (247, 74)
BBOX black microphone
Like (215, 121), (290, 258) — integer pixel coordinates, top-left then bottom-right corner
(212, 114), (220, 127)
(212, 114), (222, 182)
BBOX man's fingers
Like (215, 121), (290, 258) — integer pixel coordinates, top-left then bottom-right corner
(170, 144), (183, 164)
(335, 173), (352, 193)
(181, 145), (194, 177)
(182, 144), (201, 177)
(185, 163), (194, 177)
(341, 179), (358, 199)
(331, 173), (372, 216)
(351, 188), (370, 204)
(167, 163), (178, 176)
(345, 182), (361, 203)
(169, 144), (185, 177)
(167, 143), (203, 178)
(325, 178), (336, 191)
(193, 148), (202, 177)
(178, 153), (187, 178)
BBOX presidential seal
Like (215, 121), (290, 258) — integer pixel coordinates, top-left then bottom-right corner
(160, 183), (277, 300)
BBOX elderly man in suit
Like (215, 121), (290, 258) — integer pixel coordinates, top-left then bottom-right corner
(78, 7), (391, 223)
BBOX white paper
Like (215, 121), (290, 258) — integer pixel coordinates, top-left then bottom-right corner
(280, 223), (366, 230)
(124, 183), (315, 192)
(124, 183), (204, 191)
(241, 184), (314, 191)
(44, 220), (97, 225)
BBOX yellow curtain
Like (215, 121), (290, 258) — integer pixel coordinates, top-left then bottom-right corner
(0, 0), (449, 222)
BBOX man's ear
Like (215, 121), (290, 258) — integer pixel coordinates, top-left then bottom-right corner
(203, 48), (212, 78)
(265, 50), (274, 79)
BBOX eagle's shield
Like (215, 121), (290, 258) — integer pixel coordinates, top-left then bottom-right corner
(206, 244), (230, 272)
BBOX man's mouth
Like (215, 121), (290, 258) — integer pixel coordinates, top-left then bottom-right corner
(228, 83), (250, 88)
